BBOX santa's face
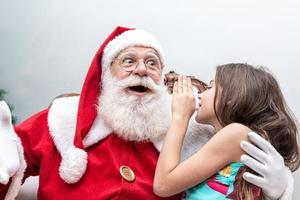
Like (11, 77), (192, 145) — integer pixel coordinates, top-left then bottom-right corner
(99, 46), (171, 141)
(110, 46), (163, 93)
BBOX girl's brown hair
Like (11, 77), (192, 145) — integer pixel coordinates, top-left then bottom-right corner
(213, 63), (300, 199)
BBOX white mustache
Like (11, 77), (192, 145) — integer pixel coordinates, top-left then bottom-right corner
(114, 75), (163, 94)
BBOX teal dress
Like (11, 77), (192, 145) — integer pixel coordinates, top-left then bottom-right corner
(186, 162), (244, 200)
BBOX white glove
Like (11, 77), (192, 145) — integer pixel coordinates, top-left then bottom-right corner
(0, 101), (20, 185)
(240, 131), (288, 200)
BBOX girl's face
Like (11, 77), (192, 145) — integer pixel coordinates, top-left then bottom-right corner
(195, 80), (217, 125)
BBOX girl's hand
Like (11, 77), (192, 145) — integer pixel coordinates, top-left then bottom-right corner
(172, 75), (196, 121)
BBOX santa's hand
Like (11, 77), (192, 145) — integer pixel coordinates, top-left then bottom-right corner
(0, 101), (20, 185)
(240, 131), (288, 200)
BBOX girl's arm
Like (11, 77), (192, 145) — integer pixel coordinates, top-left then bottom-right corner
(153, 76), (251, 197)
(154, 122), (251, 197)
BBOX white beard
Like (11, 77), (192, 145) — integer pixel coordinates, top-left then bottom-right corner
(98, 70), (172, 142)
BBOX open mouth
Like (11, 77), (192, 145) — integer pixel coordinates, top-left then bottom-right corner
(128, 85), (150, 94)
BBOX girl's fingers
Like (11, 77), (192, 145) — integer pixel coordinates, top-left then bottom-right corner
(182, 76), (188, 93)
(177, 76), (194, 95)
(178, 75), (183, 93)
(187, 78), (193, 94)
(173, 81), (178, 95)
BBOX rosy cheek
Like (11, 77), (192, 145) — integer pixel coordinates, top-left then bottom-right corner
(151, 74), (162, 84)
(111, 68), (128, 79)
(120, 73), (131, 79)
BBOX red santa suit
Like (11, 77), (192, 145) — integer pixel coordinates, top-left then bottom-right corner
(0, 27), (183, 200)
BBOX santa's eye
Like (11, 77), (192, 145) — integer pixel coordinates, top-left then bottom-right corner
(146, 59), (155, 65)
(122, 57), (135, 64)
(145, 58), (161, 70)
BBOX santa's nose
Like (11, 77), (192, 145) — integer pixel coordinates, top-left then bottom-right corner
(132, 61), (148, 77)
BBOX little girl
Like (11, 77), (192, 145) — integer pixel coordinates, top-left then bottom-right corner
(154, 63), (300, 199)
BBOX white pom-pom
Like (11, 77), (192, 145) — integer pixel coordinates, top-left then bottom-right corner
(59, 147), (88, 184)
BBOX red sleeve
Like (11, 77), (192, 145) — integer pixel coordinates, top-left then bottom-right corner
(0, 179), (11, 200)
(15, 109), (50, 178)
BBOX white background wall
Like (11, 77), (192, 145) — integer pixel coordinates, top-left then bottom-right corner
(0, 0), (299, 199)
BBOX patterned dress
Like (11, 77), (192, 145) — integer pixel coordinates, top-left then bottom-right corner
(186, 162), (247, 200)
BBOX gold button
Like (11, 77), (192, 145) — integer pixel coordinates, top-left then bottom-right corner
(120, 166), (135, 182)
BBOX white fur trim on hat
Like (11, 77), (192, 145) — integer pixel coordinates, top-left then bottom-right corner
(101, 29), (165, 72)
(48, 96), (88, 184)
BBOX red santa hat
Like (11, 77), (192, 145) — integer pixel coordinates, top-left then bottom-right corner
(49, 26), (166, 184)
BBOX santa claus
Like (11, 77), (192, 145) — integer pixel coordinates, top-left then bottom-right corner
(0, 26), (294, 199)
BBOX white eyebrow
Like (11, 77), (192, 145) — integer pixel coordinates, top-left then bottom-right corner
(118, 51), (136, 57)
(145, 51), (160, 57)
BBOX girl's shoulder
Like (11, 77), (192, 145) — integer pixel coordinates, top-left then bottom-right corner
(216, 123), (251, 142)
(212, 123), (252, 162)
